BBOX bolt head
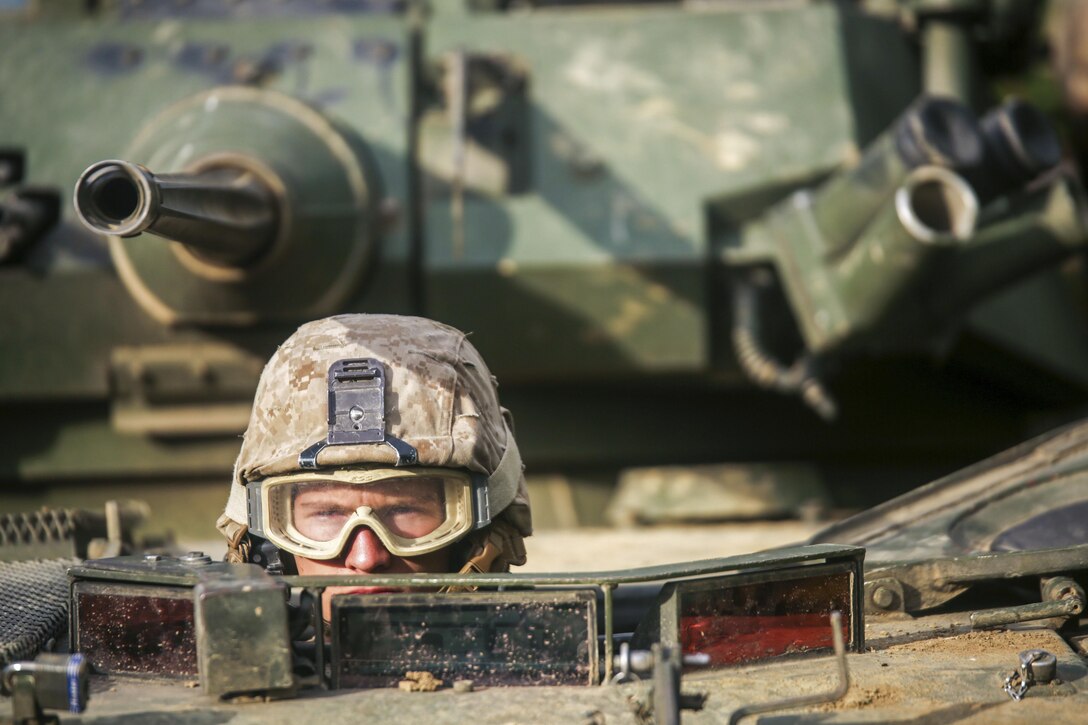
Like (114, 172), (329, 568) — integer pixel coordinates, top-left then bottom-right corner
(872, 585), (895, 609)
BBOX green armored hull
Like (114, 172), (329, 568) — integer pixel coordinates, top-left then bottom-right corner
(2, 0), (1087, 535)
(5, 419), (1088, 723)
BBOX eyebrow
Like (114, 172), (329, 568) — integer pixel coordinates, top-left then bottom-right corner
(293, 490), (441, 511)
(294, 493), (354, 511)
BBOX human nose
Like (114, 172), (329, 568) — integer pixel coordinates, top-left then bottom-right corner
(343, 526), (392, 572)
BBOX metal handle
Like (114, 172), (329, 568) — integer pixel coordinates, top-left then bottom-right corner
(971, 576), (1085, 629)
(728, 611), (851, 725)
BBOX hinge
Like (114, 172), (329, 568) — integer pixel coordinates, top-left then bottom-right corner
(109, 344), (263, 437)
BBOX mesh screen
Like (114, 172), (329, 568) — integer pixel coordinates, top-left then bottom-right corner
(0, 509), (78, 547)
(0, 558), (77, 667)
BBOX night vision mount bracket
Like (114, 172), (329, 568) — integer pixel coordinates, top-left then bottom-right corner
(297, 359), (419, 469)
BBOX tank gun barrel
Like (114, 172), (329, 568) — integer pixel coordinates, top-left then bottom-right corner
(74, 160), (278, 267)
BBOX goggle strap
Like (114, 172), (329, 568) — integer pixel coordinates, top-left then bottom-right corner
(482, 421), (523, 518)
(246, 481), (266, 538)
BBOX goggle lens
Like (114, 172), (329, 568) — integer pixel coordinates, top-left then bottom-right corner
(287, 478), (449, 542)
(257, 470), (475, 558)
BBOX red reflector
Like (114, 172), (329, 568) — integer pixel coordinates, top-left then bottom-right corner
(74, 585), (198, 677)
(678, 571), (851, 666)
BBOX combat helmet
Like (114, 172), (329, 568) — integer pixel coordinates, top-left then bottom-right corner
(218, 314), (531, 574)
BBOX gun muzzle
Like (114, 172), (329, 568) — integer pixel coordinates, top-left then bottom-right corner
(810, 95), (983, 258)
(969, 99), (1063, 205)
(74, 159), (278, 267)
(830, 165), (978, 338)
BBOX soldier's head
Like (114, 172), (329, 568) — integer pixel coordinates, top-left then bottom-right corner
(217, 314), (531, 614)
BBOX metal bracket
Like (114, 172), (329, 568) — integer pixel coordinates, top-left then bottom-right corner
(1, 654), (88, 725)
(472, 478), (492, 529)
(297, 359), (418, 470)
(327, 359), (386, 445)
(298, 435), (418, 469)
(109, 344), (263, 437)
(298, 440), (328, 470)
(384, 435), (419, 467)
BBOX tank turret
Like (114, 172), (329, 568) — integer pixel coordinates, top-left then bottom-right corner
(3, 0), (1088, 538)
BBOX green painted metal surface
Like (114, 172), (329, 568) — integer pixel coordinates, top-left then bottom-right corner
(0, 0), (1085, 521)
(423, 4), (862, 372)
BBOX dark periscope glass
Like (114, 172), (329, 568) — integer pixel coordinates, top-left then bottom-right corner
(75, 589), (198, 677)
(679, 571), (851, 666)
(334, 597), (594, 687)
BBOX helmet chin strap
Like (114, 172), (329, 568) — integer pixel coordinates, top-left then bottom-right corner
(439, 536), (502, 594)
(439, 517), (527, 593)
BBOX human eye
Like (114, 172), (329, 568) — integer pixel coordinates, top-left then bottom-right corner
(376, 501), (444, 538)
(384, 502), (424, 517)
(294, 503), (351, 540)
(376, 502), (425, 523)
(313, 506), (350, 518)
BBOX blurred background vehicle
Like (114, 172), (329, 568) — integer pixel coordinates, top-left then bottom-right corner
(4, 0), (1088, 547)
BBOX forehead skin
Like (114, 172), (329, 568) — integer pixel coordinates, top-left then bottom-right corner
(292, 480), (444, 512)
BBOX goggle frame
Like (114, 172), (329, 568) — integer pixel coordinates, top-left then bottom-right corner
(247, 467), (490, 560)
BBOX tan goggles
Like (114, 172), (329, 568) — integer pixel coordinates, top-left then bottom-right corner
(246, 468), (486, 559)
